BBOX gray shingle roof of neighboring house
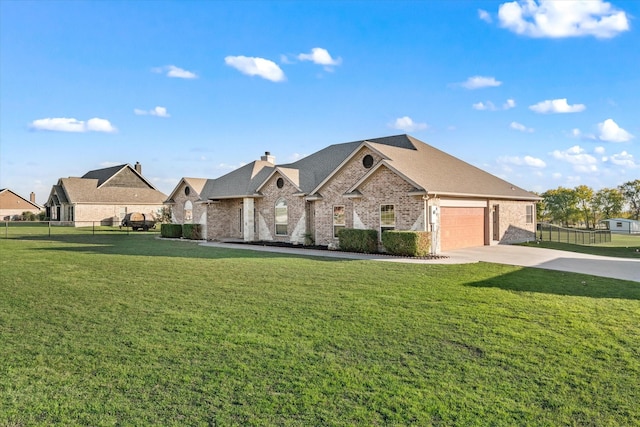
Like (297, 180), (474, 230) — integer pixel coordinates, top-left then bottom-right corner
(82, 165), (127, 186)
(197, 134), (539, 201)
(51, 185), (69, 204)
(48, 163), (167, 205)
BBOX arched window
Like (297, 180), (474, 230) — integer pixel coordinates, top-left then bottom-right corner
(275, 198), (288, 235)
(184, 200), (193, 223)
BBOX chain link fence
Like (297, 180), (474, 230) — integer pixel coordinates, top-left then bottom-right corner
(0, 221), (160, 239)
(537, 223), (611, 245)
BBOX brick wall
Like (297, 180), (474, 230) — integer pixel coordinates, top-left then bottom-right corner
(169, 182), (206, 226)
(74, 203), (164, 226)
(312, 148), (425, 246)
(256, 174), (306, 243)
(489, 199), (536, 243)
(206, 199), (242, 240)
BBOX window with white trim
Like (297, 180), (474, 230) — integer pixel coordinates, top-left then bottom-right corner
(526, 204), (534, 224)
(275, 198), (288, 235)
(333, 205), (345, 237)
(184, 200), (193, 223)
(380, 204), (395, 233)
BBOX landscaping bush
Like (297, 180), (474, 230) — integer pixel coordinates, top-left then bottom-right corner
(182, 223), (203, 240)
(337, 228), (378, 253)
(161, 223), (183, 238)
(382, 230), (431, 257)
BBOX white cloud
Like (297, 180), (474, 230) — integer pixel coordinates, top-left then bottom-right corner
(30, 117), (117, 133)
(510, 121), (534, 133)
(498, 0), (629, 39)
(297, 47), (342, 68)
(503, 98), (516, 109)
(594, 146), (606, 155)
(152, 65), (198, 79)
(551, 145), (598, 172)
(389, 116), (428, 132)
(472, 101), (496, 111)
(459, 76), (502, 89)
(498, 155), (546, 168)
(134, 106), (170, 117)
(224, 55), (285, 82)
(478, 9), (492, 23)
(288, 153), (306, 162)
(473, 98), (515, 111)
(100, 161), (122, 168)
(608, 151), (638, 168)
(529, 98), (586, 113)
(598, 118), (634, 142)
(569, 128), (596, 140)
(215, 162), (246, 171)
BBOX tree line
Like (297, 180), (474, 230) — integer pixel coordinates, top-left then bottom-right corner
(537, 179), (639, 229)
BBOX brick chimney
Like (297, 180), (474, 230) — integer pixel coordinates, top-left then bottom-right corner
(260, 151), (275, 164)
(135, 161), (142, 174)
(30, 192), (36, 203)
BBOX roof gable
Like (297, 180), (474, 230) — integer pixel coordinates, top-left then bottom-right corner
(0, 188), (43, 210)
(82, 163), (158, 190)
(165, 177), (209, 203)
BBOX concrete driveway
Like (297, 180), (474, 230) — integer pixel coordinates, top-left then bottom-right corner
(441, 245), (640, 282)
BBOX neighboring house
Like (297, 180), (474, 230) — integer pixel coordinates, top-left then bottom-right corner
(601, 218), (640, 234)
(167, 135), (540, 252)
(45, 162), (168, 226)
(0, 189), (42, 220)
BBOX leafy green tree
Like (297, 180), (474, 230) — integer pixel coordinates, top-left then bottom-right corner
(21, 211), (37, 221)
(156, 206), (173, 224)
(592, 187), (624, 224)
(541, 187), (578, 227)
(574, 185), (594, 229)
(530, 192), (549, 223)
(619, 179), (640, 220)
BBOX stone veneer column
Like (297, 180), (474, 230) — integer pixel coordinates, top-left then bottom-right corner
(243, 198), (255, 241)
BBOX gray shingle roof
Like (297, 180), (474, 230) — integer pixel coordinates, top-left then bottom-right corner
(47, 163), (167, 205)
(200, 161), (275, 199)
(197, 134), (539, 201)
(82, 164), (127, 186)
(59, 177), (167, 204)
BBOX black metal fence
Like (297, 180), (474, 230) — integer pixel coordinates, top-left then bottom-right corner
(0, 221), (159, 239)
(537, 223), (611, 245)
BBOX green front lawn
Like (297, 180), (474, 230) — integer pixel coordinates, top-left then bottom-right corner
(1, 234), (638, 425)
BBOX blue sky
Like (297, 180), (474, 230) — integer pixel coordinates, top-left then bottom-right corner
(1, 0), (638, 204)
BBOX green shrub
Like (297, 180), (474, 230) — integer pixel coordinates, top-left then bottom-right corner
(382, 231), (431, 257)
(337, 228), (378, 253)
(182, 223), (203, 240)
(161, 223), (183, 238)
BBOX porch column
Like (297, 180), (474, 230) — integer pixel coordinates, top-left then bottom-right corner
(243, 198), (255, 241)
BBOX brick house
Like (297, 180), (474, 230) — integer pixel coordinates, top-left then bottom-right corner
(0, 189), (42, 220)
(45, 162), (167, 226)
(166, 135), (540, 252)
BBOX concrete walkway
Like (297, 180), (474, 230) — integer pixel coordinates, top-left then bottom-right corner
(200, 242), (640, 282)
